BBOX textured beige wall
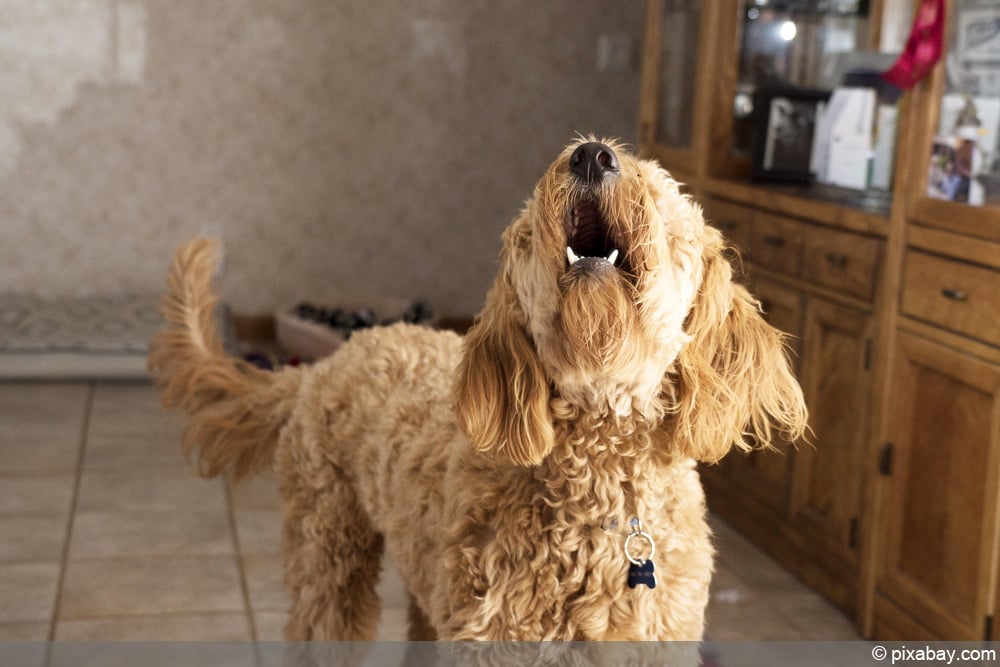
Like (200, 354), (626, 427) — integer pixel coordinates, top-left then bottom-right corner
(0, 0), (643, 317)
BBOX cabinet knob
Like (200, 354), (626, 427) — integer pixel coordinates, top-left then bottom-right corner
(763, 235), (785, 247)
(940, 288), (968, 302)
(824, 252), (848, 267)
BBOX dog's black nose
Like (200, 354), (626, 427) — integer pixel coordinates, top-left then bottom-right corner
(569, 142), (619, 183)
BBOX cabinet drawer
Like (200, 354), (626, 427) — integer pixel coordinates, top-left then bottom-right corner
(901, 251), (1000, 346)
(749, 213), (804, 277)
(804, 227), (882, 302)
(702, 198), (752, 250)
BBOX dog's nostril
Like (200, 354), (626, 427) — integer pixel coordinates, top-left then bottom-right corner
(570, 142), (619, 183)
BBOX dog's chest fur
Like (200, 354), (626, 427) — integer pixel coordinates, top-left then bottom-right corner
(431, 419), (712, 640)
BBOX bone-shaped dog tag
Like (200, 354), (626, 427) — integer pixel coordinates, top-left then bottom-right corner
(625, 519), (656, 589)
(627, 559), (656, 589)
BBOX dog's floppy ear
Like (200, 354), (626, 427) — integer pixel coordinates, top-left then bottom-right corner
(455, 217), (553, 467)
(667, 229), (808, 462)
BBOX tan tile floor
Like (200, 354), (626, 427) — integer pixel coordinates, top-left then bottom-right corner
(0, 381), (861, 641)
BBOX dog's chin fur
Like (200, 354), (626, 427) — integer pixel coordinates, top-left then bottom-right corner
(557, 265), (637, 369)
(149, 137), (808, 644)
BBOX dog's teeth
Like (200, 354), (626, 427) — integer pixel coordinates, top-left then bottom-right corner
(566, 246), (580, 265)
(607, 249), (619, 265)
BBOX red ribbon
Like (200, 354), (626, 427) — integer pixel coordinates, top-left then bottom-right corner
(881, 0), (945, 89)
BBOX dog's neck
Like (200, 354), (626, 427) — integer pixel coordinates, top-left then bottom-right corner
(548, 382), (668, 432)
(535, 398), (677, 527)
(548, 396), (670, 451)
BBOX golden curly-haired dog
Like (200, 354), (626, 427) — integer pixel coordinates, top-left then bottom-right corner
(149, 138), (807, 642)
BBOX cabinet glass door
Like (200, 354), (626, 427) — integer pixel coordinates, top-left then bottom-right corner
(924, 0), (1000, 209)
(732, 0), (871, 156)
(655, 0), (701, 149)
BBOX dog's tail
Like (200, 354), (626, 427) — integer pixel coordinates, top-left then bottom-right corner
(148, 237), (303, 480)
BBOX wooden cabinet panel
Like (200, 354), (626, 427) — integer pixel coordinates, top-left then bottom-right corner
(749, 213), (805, 277)
(900, 251), (1000, 347)
(877, 333), (1000, 640)
(716, 279), (803, 515)
(803, 226), (882, 302)
(790, 298), (873, 569)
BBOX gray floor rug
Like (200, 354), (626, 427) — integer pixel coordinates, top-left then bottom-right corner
(0, 293), (163, 380)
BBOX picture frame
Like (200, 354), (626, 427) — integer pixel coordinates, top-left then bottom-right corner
(926, 137), (969, 202)
(950, 1), (1000, 97)
(751, 87), (831, 183)
(955, 4), (1000, 67)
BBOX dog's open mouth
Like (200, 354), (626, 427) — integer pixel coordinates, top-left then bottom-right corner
(565, 198), (623, 272)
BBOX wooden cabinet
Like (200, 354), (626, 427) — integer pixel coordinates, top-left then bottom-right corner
(869, 232), (1000, 639)
(861, 0), (1000, 637)
(641, 0), (1000, 641)
(701, 198), (878, 613)
(874, 333), (1000, 640)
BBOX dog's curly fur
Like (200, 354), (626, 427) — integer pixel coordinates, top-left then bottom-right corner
(149, 138), (807, 642)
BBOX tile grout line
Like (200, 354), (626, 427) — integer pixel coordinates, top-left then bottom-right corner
(223, 479), (260, 642)
(225, 480), (269, 667)
(38, 552), (251, 564)
(47, 382), (96, 642)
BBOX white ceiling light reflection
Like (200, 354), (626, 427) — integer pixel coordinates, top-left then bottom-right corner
(780, 20), (797, 42)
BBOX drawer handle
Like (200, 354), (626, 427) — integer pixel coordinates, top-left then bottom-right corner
(941, 288), (968, 302)
(763, 235), (785, 248)
(824, 252), (848, 267)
